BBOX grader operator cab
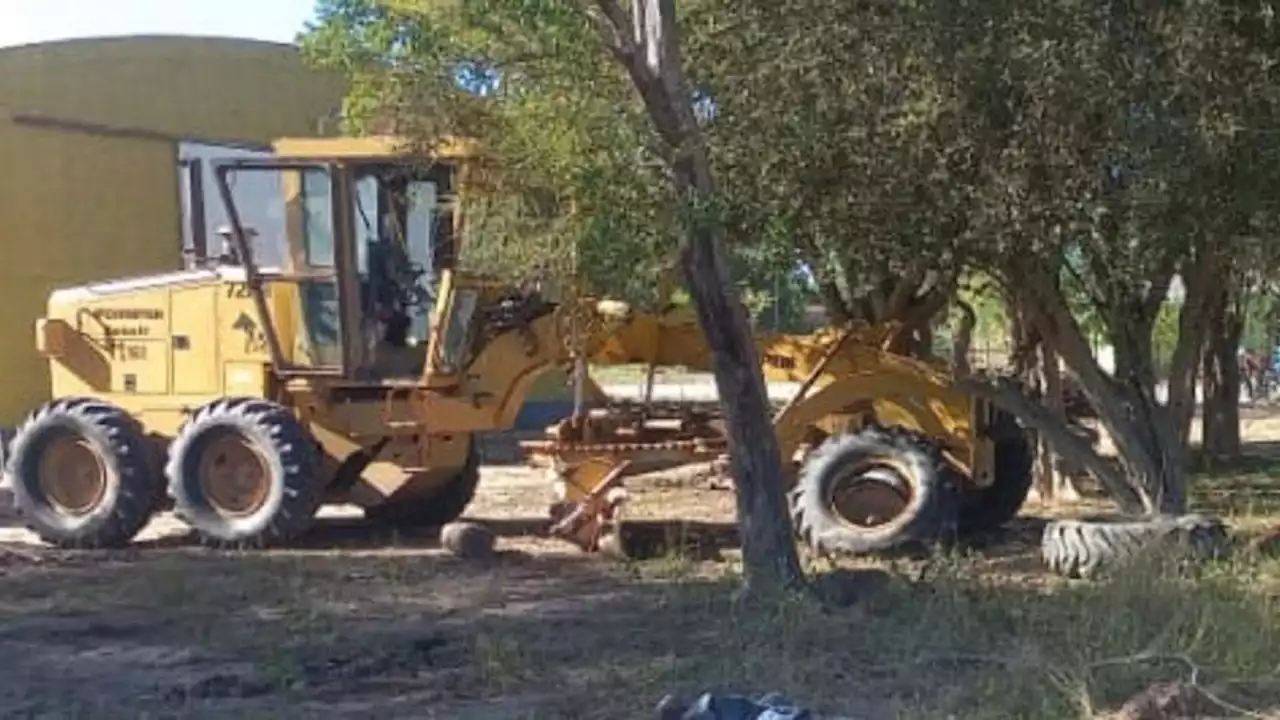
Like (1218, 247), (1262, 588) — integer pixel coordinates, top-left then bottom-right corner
(6, 135), (1035, 557)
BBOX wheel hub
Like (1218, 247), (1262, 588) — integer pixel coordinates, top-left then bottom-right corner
(829, 461), (912, 528)
(198, 433), (270, 516)
(37, 435), (107, 516)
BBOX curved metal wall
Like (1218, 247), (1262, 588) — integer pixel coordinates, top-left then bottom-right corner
(0, 36), (346, 424)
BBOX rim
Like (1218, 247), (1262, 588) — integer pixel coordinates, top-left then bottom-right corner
(197, 431), (271, 517)
(37, 433), (108, 516)
(827, 457), (913, 529)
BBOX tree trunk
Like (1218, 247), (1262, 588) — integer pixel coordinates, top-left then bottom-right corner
(983, 246), (1215, 517)
(1002, 265), (1166, 514)
(951, 300), (976, 375)
(678, 225), (804, 592)
(1008, 294), (1040, 377)
(1033, 341), (1082, 503)
(1202, 288), (1243, 466)
(594, 0), (804, 594)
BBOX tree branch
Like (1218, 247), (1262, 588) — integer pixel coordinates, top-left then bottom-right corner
(1016, 259), (1159, 512)
(900, 275), (957, 332)
(589, 0), (637, 57)
(589, 0), (688, 149)
(951, 299), (976, 375)
(885, 268), (926, 320)
(955, 374), (1144, 513)
(1141, 247), (1179, 319)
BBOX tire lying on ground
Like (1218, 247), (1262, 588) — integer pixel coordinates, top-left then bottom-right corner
(6, 397), (163, 548)
(166, 397), (323, 549)
(789, 424), (960, 556)
(1041, 513), (1230, 579)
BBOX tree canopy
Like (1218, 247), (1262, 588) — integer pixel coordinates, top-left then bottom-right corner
(301, 0), (1280, 514)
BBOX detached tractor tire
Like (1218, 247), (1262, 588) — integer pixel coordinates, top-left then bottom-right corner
(5, 398), (162, 548)
(958, 410), (1034, 536)
(166, 398), (322, 548)
(363, 436), (480, 527)
(789, 425), (960, 556)
(1041, 513), (1230, 579)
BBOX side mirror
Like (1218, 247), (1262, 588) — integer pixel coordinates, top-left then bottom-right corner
(213, 225), (259, 266)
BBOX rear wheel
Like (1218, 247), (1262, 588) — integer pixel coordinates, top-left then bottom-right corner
(166, 398), (322, 548)
(958, 410), (1034, 536)
(6, 398), (161, 548)
(789, 424), (960, 556)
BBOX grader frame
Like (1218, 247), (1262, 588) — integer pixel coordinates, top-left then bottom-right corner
(6, 136), (1032, 555)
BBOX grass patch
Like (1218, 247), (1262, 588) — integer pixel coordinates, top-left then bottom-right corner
(0, 452), (1278, 718)
(1191, 453), (1280, 532)
(0, 542), (1276, 718)
(589, 364), (699, 384)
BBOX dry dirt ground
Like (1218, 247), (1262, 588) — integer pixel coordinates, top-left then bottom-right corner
(0, 415), (1278, 719)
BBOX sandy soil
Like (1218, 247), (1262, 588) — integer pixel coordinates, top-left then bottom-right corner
(0, 440), (754, 719)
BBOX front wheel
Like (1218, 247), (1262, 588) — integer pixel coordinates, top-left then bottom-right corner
(957, 410), (1034, 536)
(166, 398), (322, 548)
(789, 424), (960, 556)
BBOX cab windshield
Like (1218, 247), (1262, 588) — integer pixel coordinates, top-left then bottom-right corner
(214, 159), (457, 379)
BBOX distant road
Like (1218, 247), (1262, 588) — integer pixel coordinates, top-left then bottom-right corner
(600, 376), (802, 403)
(599, 376), (1259, 406)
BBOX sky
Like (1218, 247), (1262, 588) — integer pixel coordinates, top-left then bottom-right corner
(0, 0), (317, 49)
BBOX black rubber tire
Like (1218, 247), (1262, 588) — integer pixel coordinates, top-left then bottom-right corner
(166, 397), (322, 548)
(363, 435), (480, 527)
(789, 424), (960, 556)
(5, 397), (162, 548)
(1041, 513), (1230, 579)
(958, 410), (1034, 536)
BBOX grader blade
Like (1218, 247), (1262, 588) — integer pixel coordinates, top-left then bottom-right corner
(522, 410), (730, 556)
(544, 456), (634, 554)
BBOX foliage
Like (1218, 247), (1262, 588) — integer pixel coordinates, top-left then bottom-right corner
(686, 0), (969, 329)
(1242, 292), (1280, 355)
(1152, 301), (1183, 379)
(918, 0), (1280, 511)
(303, 0), (681, 309)
(301, 0), (1280, 511)
(302, 0), (954, 329)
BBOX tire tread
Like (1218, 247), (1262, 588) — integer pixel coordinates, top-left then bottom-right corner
(5, 397), (160, 548)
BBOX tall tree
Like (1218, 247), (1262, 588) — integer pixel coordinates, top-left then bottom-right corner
(588, 0), (804, 592)
(303, 0), (805, 593)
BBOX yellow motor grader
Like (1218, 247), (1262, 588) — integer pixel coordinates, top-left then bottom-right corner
(5, 136), (1032, 555)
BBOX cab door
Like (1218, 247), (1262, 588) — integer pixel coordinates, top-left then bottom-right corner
(281, 164), (362, 373)
(212, 158), (361, 377)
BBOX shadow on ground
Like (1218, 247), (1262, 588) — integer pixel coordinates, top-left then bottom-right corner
(2, 432), (1278, 717)
(0, 533), (1275, 720)
(94, 516), (743, 560)
(1191, 442), (1280, 522)
(0, 446), (1277, 718)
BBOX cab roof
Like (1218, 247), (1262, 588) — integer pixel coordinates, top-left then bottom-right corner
(269, 135), (481, 163)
